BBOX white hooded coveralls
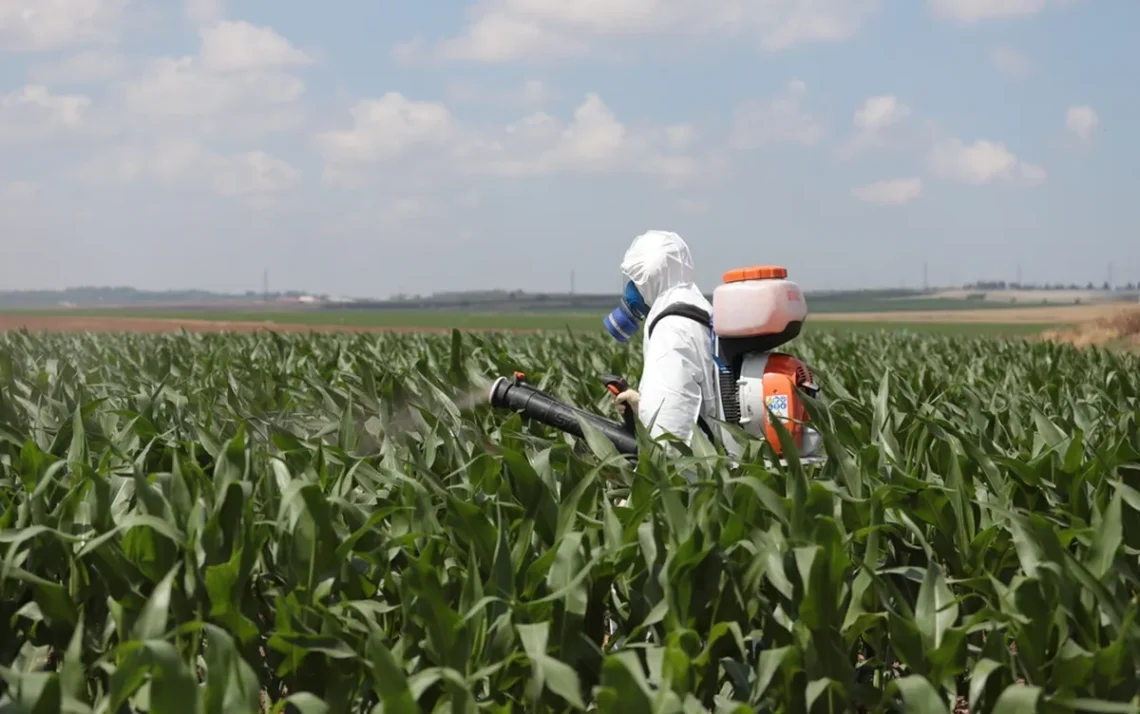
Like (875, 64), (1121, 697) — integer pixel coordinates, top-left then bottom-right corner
(620, 230), (720, 446)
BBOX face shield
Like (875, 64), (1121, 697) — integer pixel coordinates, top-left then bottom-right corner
(603, 280), (649, 342)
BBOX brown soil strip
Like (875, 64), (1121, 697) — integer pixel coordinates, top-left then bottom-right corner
(4, 302), (1137, 335)
(0, 315), (542, 334)
(814, 303), (1136, 324)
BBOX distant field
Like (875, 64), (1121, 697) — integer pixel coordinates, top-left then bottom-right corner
(808, 321), (1050, 337)
(0, 307), (1065, 338)
(0, 309), (604, 331)
(0, 300), (1081, 325)
(808, 297), (1021, 312)
(0, 295), (1048, 316)
(926, 288), (1137, 304)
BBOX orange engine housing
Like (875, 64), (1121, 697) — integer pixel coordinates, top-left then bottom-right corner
(737, 352), (818, 454)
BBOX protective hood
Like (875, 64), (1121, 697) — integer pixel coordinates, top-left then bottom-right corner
(620, 230), (712, 328)
(618, 229), (717, 450)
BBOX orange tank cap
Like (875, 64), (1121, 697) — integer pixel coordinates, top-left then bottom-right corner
(722, 265), (788, 283)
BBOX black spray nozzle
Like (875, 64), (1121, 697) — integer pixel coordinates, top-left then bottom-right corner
(488, 375), (638, 456)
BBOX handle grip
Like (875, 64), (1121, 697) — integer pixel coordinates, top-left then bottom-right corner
(602, 374), (635, 434)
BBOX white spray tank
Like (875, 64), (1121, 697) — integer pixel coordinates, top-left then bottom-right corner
(709, 266), (824, 462)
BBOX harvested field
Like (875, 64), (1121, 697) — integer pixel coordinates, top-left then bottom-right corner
(815, 302), (1137, 323)
(1040, 306), (1140, 348)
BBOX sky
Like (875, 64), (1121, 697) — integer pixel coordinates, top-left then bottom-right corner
(0, 0), (1136, 298)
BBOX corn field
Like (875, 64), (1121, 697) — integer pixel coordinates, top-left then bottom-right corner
(1, 328), (1139, 713)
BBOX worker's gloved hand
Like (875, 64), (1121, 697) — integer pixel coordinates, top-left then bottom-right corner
(614, 389), (640, 413)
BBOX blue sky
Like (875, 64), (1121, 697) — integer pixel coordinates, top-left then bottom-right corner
(0, 0), (1135, 297)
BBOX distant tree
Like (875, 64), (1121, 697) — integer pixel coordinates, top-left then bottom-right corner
(965, 280), (1010, 290)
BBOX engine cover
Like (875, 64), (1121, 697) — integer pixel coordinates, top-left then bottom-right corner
(736, 351), (822, 457)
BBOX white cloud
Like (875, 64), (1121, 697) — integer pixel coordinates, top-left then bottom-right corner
(729, 80), (826, 150)
(196, 19), (312, 72)
(122, 21), (312, 137)
(929, 139), (1013, 184)
(829, 93), (1046, 193)
(475, 94), (699, 181)
(836, 94), (912, 159)
(665, 124), (696, 149)
(504, 95), (635, 173)
(990, 45), (1033, 78)
(0, 85), (92, 140)
(929, 0), (1047, 22)
(70, 141), (301, 202)
(477, 93), (701, 182)
(434, 15), (587, 63)
(1017, 162), (1047, 185)
(928, 138), (1045, 186)
(431, 0), (882, 63)
(854, 95), (911, 132)
(316, 91), (703, 187)
(445, 78), (551, 105)
(851, 177), (922, 205)
(0, 0), (128, 52)
(28, 50), (128, 84)
(517, 79), (551, 105)
(5, 13), (311, 211)
(1065, 105), (1098, 141)
(315, 93), (457, 165)
(209, 151), (302, 199)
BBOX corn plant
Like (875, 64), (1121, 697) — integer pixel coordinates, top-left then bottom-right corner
(1, 327), (1138, 713)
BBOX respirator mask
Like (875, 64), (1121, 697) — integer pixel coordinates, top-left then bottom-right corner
(604, 280), (649, 342)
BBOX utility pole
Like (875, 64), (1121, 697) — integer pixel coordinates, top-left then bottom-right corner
(922, 261), (928, 292)
(570, 270), (575, 295)
(262, 269), (268, 303)
(1016, 263), (1022, 287)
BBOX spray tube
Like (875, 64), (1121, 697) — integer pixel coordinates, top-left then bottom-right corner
(488, 373), (638, 456)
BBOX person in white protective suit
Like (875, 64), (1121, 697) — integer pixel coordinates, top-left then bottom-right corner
(602, 230), (721, 447)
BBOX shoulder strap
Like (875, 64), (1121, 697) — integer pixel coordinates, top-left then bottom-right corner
(646, 302), (711, 339)
(645, 302), (719, 446)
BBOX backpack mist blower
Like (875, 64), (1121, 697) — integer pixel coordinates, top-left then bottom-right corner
(487, 265), (826, 464)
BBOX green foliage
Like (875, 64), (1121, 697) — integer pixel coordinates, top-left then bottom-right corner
(1, 328), (1139, 713)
